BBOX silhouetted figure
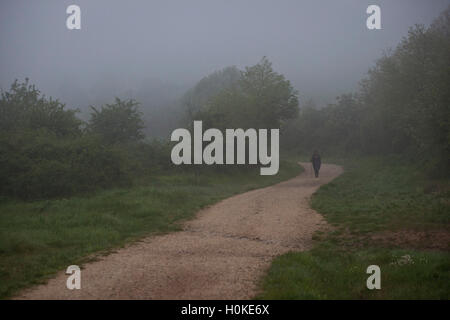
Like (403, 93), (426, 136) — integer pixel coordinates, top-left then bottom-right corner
(311, 151), (321, 178)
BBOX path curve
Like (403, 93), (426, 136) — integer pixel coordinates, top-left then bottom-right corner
(16, 163), (343, 299)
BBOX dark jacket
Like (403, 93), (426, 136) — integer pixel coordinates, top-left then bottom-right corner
(311, 154), (321, 170)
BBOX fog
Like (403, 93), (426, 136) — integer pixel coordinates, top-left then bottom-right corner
(1, 0), (448, 128)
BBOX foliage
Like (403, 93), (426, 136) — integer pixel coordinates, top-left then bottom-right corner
(182, 66), (241, 121)
(0, 157), (302, 299)
(186, 57), (299, 130)
(258, 158), (450, 299)
(0, 131), (133, 199)
(283, 7), (450, 177)
(89, 98), (145, 144)
(0, 78), (81, 137)
(0, 81), (154, 200)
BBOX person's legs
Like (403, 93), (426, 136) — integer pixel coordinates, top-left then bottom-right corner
(314, 168), (319, 178)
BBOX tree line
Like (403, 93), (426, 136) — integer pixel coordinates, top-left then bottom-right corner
(283, 7), (449, 177)
(0, 80), (171, 199)
(1, 6), (448, 200)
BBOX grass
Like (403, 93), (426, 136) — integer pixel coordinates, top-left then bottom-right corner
(312, 157), (449, 232)
(257, 157), (450, 299)
(0, 160), (303, 299)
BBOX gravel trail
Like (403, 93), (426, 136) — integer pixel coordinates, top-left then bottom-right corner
(16, 162), (343, 299)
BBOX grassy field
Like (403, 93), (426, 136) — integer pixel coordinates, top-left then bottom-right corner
(258, 157), (450, 299)
(0, 160), (302, 299)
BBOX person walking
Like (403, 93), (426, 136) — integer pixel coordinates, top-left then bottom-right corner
(311, 150), (321, 178)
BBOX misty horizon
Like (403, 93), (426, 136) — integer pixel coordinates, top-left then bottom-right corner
(1, 0), (449, 111)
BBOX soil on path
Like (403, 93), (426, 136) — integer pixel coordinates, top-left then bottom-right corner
(16, 163), (343, 299)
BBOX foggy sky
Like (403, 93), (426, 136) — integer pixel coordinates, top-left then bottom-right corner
(1, 0), (449, 107)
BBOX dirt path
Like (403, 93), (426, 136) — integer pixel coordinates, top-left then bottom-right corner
(16, 163), (343, 300)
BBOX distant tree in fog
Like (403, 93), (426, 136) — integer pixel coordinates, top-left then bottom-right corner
(89, 98), (145, 144)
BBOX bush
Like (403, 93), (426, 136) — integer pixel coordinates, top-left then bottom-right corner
(0, 131), (133, 199)
(0, 79), (81, 137)
(0, 80), (177, 200)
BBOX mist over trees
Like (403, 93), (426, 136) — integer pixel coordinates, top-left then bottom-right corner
(89, 98), (145, 144)
(184, 58), (298, 130)
(282, 7), (450, 176)
(0, 58), (298, 199)
(55, 75), (187, 139)
(0, 79), (81, 137)
(1, 6), (449, 200)
(0, 81), (169, 199)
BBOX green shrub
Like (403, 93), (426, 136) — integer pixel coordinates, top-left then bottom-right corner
(0, 131), (134, 199)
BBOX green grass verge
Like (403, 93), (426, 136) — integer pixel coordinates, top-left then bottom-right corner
(0, 160), (302, 299)
(257, 157), (450, 299)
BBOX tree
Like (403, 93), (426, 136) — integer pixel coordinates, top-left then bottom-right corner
(182, 66), (241, 121)
(280, 6), (450, 175)
(239, 57), (299, 128)
(89, 98), (145, 144)
(189, 57), (299, 130)
(0, 78), (81, 136)
(358, 6), (450, 174)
